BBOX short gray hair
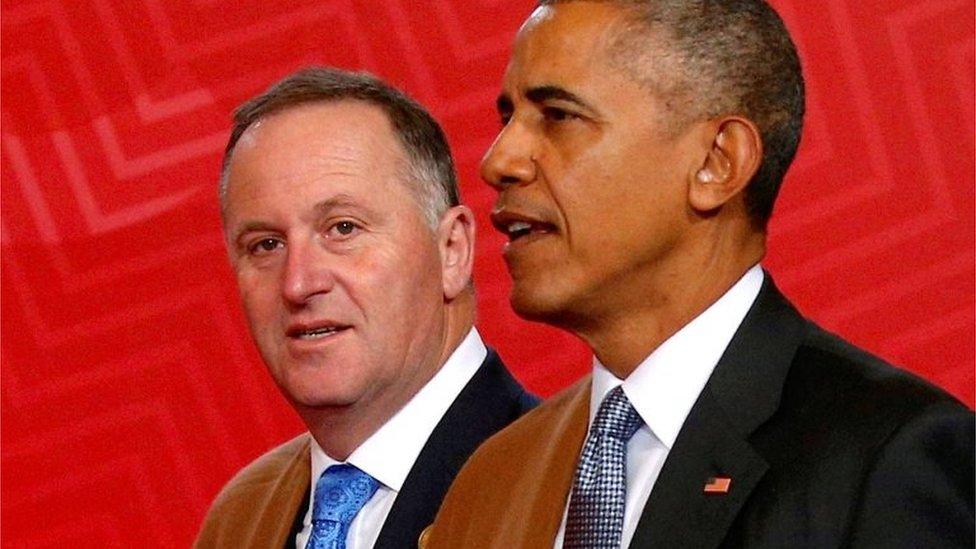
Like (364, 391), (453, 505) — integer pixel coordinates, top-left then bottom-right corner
(219, 67), (460, 228)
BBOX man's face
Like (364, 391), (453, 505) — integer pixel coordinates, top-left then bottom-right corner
(482, 2), (702, 327)
(223, 101), (447, 415)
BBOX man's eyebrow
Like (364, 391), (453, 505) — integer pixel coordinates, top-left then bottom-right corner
(524, 85), (594, 111)
(312, 193), (362, 217)
(496, 93), (513, 114)
(234, 221), (276, 240)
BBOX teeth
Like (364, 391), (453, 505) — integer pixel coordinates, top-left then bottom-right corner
(507, 221), (532, 235)
(298, 327), (339, 339)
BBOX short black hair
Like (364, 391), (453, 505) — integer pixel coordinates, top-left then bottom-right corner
(541, 0), (805, 229)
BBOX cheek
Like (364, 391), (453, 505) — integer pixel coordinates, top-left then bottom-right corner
(237, 279), (281, 329)
(356, 246), (442, 329)
(368, 233), (440, 284)
(553, 142), (629, 208)
(333, 251), (410, 319)
(557, 181), (627, 243)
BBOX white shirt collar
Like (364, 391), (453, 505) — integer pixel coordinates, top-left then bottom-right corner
(590, 265), (764, 449)
(309, 328), (487, 491)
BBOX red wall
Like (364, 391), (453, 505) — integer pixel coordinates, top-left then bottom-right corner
(2, 0), (972, 546)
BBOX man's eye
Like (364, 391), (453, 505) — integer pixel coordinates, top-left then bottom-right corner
(329, 221), (360, 237)
(499, 112), (513, 126)
(542, 106), (577, 122)
(248, 238), (283, 255)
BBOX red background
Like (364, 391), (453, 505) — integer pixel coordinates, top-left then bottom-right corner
(2, 0), (973, 546)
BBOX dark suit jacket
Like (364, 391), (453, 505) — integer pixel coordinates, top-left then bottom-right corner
(428, 277), (974, 548)
(195, 349), (537, 548)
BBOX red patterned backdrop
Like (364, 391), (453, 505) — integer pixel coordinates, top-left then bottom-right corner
(2, 0), (973, 546)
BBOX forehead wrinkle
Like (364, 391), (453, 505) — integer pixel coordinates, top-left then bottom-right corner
(261, 138), (406, 204)
(301, 145), (374, 178)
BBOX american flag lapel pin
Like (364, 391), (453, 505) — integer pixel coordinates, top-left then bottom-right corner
(704, 476), (732, 494)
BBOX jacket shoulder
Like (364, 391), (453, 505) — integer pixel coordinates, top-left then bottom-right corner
(472, 376), (587, 462)
(436, 376), (588, 502)
(427, 378), (589, 547)
(753, 321), (972, 488)
(195, 434), (310, 547)
(764, 325), (975, 545)
(211, 433), (309, 506)
(789, 324), (968, 420)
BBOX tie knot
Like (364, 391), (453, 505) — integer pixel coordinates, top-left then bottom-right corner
(312, 464), (380, 526)
(592, 386), (643, 442)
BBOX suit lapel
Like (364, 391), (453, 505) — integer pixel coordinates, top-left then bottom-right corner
(284, 483), (310, 549)
(522, 379), (591, 545)
(628, 388), (769, 548)
(247, 436), (309, 549)
(373, 349), (535, 548)
(629, 275), (807, 548)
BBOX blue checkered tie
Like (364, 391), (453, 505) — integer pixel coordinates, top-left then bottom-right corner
(564, 385), (644, 548)
(306, 464), (380, 549)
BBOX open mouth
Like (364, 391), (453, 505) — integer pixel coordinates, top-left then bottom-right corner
(491, 211), (558, 243)
(286, 324), (351, 340)
(504, 221), (556, 242)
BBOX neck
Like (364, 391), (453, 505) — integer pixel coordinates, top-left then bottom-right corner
(301, 292), (476, 460)
(576, 227), (765, 379)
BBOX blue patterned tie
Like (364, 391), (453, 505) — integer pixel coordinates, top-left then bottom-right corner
(565, 385), (644, 548)
(306, 464), (380, 549)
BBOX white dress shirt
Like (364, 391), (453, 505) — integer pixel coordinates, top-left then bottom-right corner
(295, 328), (487, 549)
(554, 265), (764, 548)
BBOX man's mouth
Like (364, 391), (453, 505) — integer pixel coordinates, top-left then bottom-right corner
(492, 212), (557, 242)
(286, 323), (352, 340)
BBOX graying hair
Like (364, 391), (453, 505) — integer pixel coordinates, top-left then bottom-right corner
(219, 67), (460, 229)
(541, 0), (805, 229)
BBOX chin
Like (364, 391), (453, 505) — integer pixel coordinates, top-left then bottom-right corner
(286, 388), (362, 410)
(275, 372), (364, 410)
(510, 286), (566, 322)
(509, 281), (598, 333)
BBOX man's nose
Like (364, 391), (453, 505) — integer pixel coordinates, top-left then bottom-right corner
(480, 122), (537, 190)
(281, 238), (334, 306)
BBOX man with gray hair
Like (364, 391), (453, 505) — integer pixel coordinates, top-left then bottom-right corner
(196, 67), (536, 548)
(428, 1), (973, 547)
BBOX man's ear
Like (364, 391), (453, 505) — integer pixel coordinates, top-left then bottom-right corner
(688, 116), (762, 213)
(437, 205), (476, 300)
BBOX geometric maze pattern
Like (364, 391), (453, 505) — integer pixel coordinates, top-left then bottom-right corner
(1, 0), (972, 545)
(766, 0), (975, 405)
